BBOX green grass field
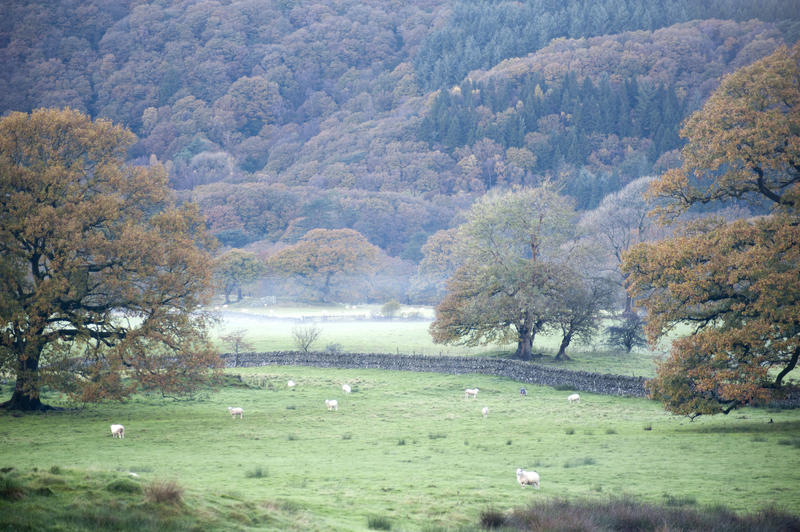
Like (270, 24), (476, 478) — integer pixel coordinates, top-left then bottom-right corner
(212, 302), (665, 377)
(2, 366), (799, 531)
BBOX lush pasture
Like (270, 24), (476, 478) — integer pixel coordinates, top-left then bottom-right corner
(2, 367), (799, 531)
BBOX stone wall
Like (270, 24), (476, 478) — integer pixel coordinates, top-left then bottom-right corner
(221, 351), (651, 397)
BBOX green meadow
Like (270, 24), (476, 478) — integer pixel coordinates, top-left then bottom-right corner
(212, 302), (666, 377)
(2, 366), (799, 531)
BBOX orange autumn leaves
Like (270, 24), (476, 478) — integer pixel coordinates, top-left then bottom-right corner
(623, 43), (800, 417)
(0, 108), (219, 409)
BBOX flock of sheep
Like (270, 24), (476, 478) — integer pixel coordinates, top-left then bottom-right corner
(109, 379), (581, 490)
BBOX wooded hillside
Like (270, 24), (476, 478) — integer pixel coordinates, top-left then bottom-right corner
(2, 0), (798, 256)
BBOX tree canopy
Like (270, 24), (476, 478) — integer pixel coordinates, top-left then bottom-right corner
(429, 185), (581, 359)
(647, 42), (800, 219)
(267, 228), (383, 303)
(579, 176), (665, 312)
(0, 108), (219, 411)
(213, 249), (266, 304)
(623, 43), (800, 418)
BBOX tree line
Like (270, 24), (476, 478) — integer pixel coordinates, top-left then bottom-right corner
(413, 0), (800, 90)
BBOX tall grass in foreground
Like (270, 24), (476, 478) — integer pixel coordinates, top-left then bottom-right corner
(485, 497), (800, 531)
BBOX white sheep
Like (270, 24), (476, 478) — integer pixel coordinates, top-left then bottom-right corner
(568, 393), (580, 404)
(325, 399), (338, 411)
(342, 384), (351, 394)
(287, 380), (296, 388)
(464, 388), (479, 399)
(482, 406), (489, 418)
(228, 406), (244, 419)
(110, 424), (125, 438)
(516, 468), (540, 489)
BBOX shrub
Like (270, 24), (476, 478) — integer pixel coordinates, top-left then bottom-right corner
(144, 480), (183, 505)
(245, 467), (268, 479)
(106, 478), (142, 494)
(605, 312), (648, 353)
(367, 514), (392, 530)
(325, 343), (343, 354)
(380, 300), (402, 319)
(663, 493), (697, 506)
(291, 324), (322, 353)
(479, 507), (507, 529)
(0, 475), (25, 501)
(563, 457), (596, 468)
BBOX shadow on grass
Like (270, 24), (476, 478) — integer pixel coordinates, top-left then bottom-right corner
(679, 420), (800, 435)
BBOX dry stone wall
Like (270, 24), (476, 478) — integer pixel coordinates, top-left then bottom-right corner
(221, 351), (650, 397)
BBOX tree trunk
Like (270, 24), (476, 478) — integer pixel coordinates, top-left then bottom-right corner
(624, 293), (633, 314)
(515, 336), (533, 360)
(1, 347), (52, 411)
(514, 320), (534, 360)
(555, 332), (572, 361)
(236, 285), (242, 302)
(2, 388), (49, 411)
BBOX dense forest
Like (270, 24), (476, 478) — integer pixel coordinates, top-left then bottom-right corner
(2, 0), (799, 266)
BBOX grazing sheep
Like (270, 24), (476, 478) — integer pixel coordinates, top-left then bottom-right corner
(342, 384), (351, 394)
(325, 399), (338, 411)
(110, 424), (125, 439)
(287, 380), (296, 388)
(482, 406), (489, 418)
(520, 387), (527, 396)
(568, 393), (580, 404)
(516, 468), (540, 489)
(228, 406), (244, 418)
(464, 388), (479, 399)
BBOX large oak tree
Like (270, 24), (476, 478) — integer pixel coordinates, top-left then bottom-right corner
(0, 108), (220, 411)
(429, 185), (578, 360)
(267, 228), (382, 303)
(623, 43), (800, 418)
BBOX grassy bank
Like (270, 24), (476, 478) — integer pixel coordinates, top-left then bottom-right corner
(2, 367), (799, 530)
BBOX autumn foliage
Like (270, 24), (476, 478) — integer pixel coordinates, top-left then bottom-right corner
(267, 228), (383, 303)
(0, 108), (220, 410)
(623, 43), (800, 418)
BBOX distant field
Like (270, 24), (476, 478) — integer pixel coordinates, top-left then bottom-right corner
(211, 301), (664, 377)
(1, 367), (799, 531)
